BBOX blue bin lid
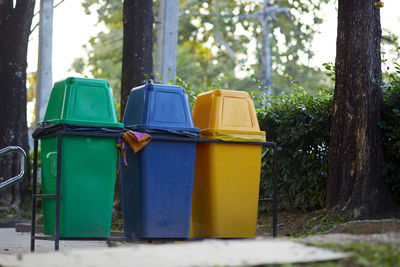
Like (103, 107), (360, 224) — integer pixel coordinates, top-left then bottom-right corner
(122, 84), (199, 135)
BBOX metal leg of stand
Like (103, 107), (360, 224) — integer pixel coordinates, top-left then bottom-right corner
(55, 134), (62, 251)
(30, 139), (38, 252)
(273, 143), (278, 237)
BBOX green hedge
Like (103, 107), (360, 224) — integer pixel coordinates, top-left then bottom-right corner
(257, 71), (400, 211)
(257, 89), (332, 211)
(381, 68), (400, 204)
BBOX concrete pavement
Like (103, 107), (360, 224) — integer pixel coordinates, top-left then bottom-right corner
(0, 227), (348, 267)
(0, 228), (109, 253)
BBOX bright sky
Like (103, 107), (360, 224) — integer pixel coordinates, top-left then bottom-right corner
(27, 0), (400, 84)
(311, 1), (400, 67)
(27, 0), (100, 82)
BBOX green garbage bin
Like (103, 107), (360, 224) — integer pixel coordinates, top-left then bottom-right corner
(40, 77), (123, 238)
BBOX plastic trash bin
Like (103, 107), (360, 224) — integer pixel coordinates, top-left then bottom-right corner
(190, 89), (266, 238)
(120, 84), (199, 240)
(40, 77), (123, 238)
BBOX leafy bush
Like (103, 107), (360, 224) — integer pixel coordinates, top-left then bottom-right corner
(380, 63), (400, 204)
(257, 68), (400, 211)
(257, 87), (333, 211)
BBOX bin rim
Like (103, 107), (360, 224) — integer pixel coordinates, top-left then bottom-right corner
(196, 89), (251, 98)
(32, 122), (124, 139)
(42, 119), (124, 128)
(125, 126), (200, 138)
(199, 129), (266, 142)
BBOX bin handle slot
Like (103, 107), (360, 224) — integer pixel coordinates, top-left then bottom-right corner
(0, 146), (27, 190)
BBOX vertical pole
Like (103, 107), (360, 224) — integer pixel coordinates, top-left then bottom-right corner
(262, 0), (272, 95)
(55, 133), (62, 251)
(36, 0), (53, 123)
(273, 142), (278, 237)
(155, 0), (179, 84)
(30, 139), (38, 252)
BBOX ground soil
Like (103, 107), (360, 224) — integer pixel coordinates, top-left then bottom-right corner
(256, 209), (400, 238)
(257, 209), (311, 237)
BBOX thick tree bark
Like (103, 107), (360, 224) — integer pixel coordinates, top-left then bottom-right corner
(121, 0), (154, 114)
(0, 0), (35, 209)
(327, 0), (397, 218)
(115, 0), (153, 216)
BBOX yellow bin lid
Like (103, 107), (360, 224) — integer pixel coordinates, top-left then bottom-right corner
(192, 89), (266, 142)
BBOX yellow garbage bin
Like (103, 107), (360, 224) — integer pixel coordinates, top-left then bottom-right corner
(190, 89), (266, 238)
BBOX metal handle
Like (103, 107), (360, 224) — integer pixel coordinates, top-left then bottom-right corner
(0, 146), (27, 190)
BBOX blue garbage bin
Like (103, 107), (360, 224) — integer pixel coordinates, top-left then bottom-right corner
(120, 84), (199, 240)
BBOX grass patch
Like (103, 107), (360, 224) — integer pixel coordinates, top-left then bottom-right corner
(275, 242), (400, 267)
(111, 211), (123, 231)
(288, 211), (353, 237)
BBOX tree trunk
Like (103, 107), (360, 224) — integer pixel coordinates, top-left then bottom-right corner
(121, 0), (154, 114)
(327, 0), (397, 218)
(116, 0), (154, 216)
(0, 0), (35, 209)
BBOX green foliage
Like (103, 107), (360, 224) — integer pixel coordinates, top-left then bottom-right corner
(293, 213), (353, 237)
(176, 39), (247, 93)
(382, 31), (400, 63)
(301, 242), (400, 267)
(0, 198), (32, 220)
(258, 78), (333, 211)
(111, 211), (123, 231)
(380, 64), (400, 204)
(71, 0), (123, 104)
(179, 0), (331, 94)
(82, 0), (122, 26)
(29, 148), (41, 181)
(73, 0), (332, 99)
(258, 63), (400, 211)
(175, 75), (205, 109)
(322, 62), (336, 82)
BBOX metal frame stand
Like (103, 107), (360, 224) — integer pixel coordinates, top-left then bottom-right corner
(30, 128), (125, 252)
(151, 135), (278, 238)
(30, 129), (278, 252)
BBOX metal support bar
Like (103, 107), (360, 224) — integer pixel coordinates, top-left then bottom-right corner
(55, 133), (62, 251)
(272, 142), (278, 237)
(57, 237), (127, 241)
(34, 236), (56, 241)
(30, 140), (39, 252)
(33, 194), (56, 199)
(151, 135), (273, 146)
(33, 236), (127, 242)
(259, 142), (278, 238)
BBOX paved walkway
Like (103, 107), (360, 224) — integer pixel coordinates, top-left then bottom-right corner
(0, 228), (109, 253)
(0, 228), (347, 267)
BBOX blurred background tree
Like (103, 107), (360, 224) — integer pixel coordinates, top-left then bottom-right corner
(72, 0), (333, 109)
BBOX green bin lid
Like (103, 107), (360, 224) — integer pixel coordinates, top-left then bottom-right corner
(43, 77), (123, 128)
